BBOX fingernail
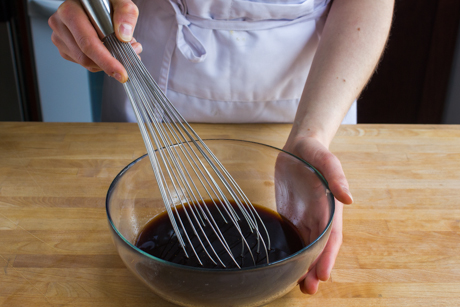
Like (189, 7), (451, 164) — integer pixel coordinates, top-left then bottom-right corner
(119, 23), (133, 41)
(342, 186), (353, 204)
(112, 72), (123, 83)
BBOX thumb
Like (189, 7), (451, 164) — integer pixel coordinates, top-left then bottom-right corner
(313, 149), (353, 205)
(295, 138), (353, 205)
(112, 0), (139, 42)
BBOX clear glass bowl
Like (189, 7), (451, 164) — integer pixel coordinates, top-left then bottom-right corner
(106, 139), (334, 307)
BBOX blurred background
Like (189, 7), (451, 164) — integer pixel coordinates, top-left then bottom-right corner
(1, 0), (459, 123)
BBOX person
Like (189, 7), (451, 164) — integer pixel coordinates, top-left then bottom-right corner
(49, 0), (394, 294)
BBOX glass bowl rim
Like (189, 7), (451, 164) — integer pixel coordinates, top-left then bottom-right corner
(106, 139), (335, 272)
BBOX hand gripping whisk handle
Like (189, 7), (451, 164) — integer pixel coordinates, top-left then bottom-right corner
(80, 0), (114, 39)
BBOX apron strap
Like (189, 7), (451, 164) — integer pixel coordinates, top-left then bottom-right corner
(157, 0), (207, 93)
(171, 1), (207, 63)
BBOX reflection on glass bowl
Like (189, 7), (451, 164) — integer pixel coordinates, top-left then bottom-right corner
(106, 139), (334, 307)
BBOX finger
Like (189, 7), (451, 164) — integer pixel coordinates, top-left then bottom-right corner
(50, 17), (98, 69)
(51, 30), (102, 72)
(299, 265), (320, 294)
(58, 0), (127, 82)
(314, 151), (352, 204)
(131, 41), (143, 55)
(112, 0), (139, 42)
(315, 201), (343, 281)
(49, 8), (82, 65)
(50, 1), (96, 66)
(50, 31), (76, 63)
(299, 201), (343, 294)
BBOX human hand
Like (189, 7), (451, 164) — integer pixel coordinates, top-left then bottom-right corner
(48, 0), (142, 83)
(282, 136), (353, 295)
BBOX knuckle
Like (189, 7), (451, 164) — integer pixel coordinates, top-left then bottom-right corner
(75, 52), (85, 65)
(336, 232), (343, 244)
(123, 2), (139, 17)
(50, 32), (58, 45)
(329, 231), (343, 249)
(75, 52), (91, 67)
(88, 67), (101, 73)
(81, 58), (94, 69)
(77, 35), (93, 53)
(336, 235), (343, 248)
(59, 51), (72, 62)
(56, 2), (73, 20)
(48, 15), (56, 29)
(117, 1), (139, 19)
(315, 150), (335, 167)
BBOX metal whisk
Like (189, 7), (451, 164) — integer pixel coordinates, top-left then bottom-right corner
(81, 0), (270, 268)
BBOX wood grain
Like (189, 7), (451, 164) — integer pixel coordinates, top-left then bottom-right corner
(1, 122), (460, 306)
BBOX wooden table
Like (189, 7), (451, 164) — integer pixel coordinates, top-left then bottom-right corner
(1, 122), (459, 306)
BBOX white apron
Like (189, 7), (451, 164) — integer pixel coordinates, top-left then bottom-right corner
(101, 0), (357, 124)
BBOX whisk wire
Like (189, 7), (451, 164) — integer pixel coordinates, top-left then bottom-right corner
(104, 34), (270, 268)
(112, 39), (223, 265)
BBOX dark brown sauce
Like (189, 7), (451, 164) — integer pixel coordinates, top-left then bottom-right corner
(135, 200), (305, 269)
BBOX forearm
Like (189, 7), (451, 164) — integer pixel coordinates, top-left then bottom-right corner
(288, 0), (394, 147)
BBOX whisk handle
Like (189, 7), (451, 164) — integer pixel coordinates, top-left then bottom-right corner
(80, 0), (114, 39)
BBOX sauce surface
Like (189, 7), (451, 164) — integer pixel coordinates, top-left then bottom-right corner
(135, 200), (305, 269)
